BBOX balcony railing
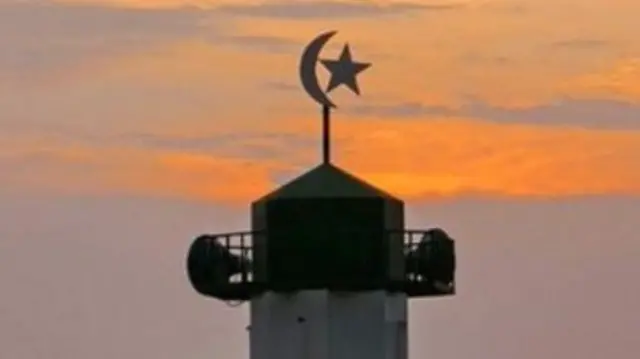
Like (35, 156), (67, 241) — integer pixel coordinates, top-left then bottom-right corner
(186, 229), (455, 301)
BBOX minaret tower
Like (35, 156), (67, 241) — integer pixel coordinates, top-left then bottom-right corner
(186, 31), (456, 359)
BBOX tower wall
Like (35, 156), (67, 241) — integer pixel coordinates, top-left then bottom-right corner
(249, 290), (407, 359)
(251, 192), (404, 291)
(266, 197), (387, 289)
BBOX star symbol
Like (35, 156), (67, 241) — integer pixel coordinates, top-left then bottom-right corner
(320, 44), (371, 96)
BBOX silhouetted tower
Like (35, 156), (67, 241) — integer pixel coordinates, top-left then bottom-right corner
(186, 30), (456, 359)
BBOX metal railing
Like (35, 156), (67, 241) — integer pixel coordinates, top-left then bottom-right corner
(187, 229), (455, 300)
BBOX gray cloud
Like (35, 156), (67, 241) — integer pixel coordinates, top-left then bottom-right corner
(120, 131), (317, 158)
(474, 0), (528, 14)
(550, 38), (611, 50)
(461, 97), (640, 129)
(1, 121), (318, 163)
(215, 1), (464, 19)
(2, 0), (428, 85)
(347, 97), (640, 130)
(211, 34), (301, 54)
(1, 0), (464, 83)
(459, 52), (512, 66)
(262, 81), (300, 92)
(0, 2), (212, 82)
(348, 101), (456, 118)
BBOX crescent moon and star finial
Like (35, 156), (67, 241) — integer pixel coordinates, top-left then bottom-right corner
(298, 30), (371, 164)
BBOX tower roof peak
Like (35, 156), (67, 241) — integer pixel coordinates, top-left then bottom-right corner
(255, 162), (399, 202)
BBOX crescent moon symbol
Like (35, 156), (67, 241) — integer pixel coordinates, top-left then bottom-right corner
(299, 30), (337, 108)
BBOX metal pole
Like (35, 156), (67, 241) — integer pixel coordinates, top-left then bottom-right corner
(322, 105), (330, 164)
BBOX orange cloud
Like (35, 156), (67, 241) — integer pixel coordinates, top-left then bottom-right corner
(563, 58), (640, 102)
(52, 0), (245, 9)
(52, 0), (465, 10)
(5, 1), (640, 204)
(26, 1), (637, 110)
(3, 116), (639, 203)
(1, 144), (280, 203)
(103, 152), (281, 202)
(333, 117), (640, 198)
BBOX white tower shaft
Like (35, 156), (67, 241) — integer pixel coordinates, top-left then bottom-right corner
(250, 290), (407, 359)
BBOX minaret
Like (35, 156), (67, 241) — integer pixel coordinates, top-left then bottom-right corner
(186, 30), (456, 359)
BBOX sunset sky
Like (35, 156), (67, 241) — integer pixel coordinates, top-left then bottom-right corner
(1, 0), (639, 358)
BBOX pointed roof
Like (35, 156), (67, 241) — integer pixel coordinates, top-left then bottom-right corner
(255, 163), (400, 202)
